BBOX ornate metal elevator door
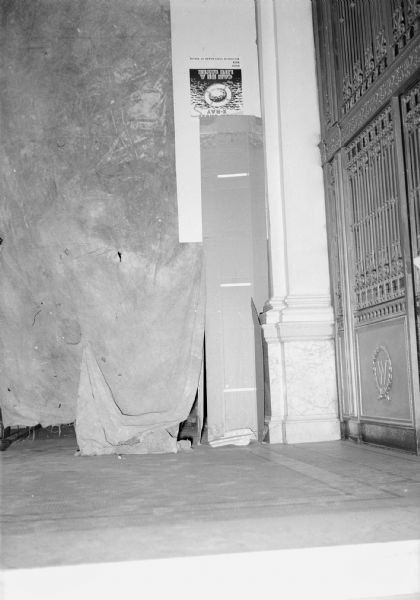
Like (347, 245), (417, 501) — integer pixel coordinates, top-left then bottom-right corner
(402, 83), (420, 343)
(345, 104), (417, 443)
(313, 0), (420, 453)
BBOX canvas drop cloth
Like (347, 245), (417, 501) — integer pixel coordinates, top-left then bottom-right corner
(0, 0), (204, 454)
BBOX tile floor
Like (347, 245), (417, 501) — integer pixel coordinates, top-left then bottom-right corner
(1, 433), (420, 599)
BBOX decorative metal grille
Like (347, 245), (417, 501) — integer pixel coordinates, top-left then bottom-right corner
(333, 0), (420, 114)
(402, 82), (420, 347)
(402, 83), (420, 255)
(346, 106), (405, 312)
(314, 0), (420, 450)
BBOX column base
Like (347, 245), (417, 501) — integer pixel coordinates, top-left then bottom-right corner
(265, 415), (341, 444)
(283, 416), (341, 444)
(264, 417), (285, 444)
(262, 295), (341, 445)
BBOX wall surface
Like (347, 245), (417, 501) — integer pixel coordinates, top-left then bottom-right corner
(170, 0), (261, 242)
(0, 0), (203, 438)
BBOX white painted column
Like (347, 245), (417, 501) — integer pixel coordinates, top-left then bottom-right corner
(256, 0), (340, 443)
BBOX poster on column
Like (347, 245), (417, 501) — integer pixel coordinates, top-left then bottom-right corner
(189, 58), (243, 116)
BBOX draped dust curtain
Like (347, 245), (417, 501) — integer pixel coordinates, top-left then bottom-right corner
(0, 0), (204, 454)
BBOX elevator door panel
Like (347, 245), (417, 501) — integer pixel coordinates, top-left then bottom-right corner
(357, 318), (413, 422)
(345, 106), (415, 433)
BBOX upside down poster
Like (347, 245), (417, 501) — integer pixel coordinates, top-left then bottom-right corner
(190, 64), (243, 116)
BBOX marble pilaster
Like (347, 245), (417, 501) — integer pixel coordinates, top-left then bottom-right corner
(257, 0), (340, 443)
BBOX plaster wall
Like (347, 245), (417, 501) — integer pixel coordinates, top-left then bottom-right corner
(170, 0), (261, 243)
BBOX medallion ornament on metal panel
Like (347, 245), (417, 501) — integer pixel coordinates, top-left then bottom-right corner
(372, 345), (393, 402)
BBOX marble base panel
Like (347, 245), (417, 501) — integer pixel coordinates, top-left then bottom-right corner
(283, 417), (341, 444)
(263, 312), (341, 444)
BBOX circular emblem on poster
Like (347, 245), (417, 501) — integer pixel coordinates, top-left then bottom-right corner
(204, 83), (232, 107)
(372, 345), (393, 402)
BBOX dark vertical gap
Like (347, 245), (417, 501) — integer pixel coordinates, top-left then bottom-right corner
(202, 334), (208, 443)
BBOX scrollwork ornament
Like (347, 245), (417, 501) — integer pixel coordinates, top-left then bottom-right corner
(364, 46), (375, 78)
(393, 6), (406, 42)
(325, 124), (341, 160)
(375, 29), (387, 61)
(407, 0), (420, 26)
(342, 44), (420, 142)
(372, 345), (393, 402)
(343, 73), (352, 102)
(352, 59), (364, 96)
